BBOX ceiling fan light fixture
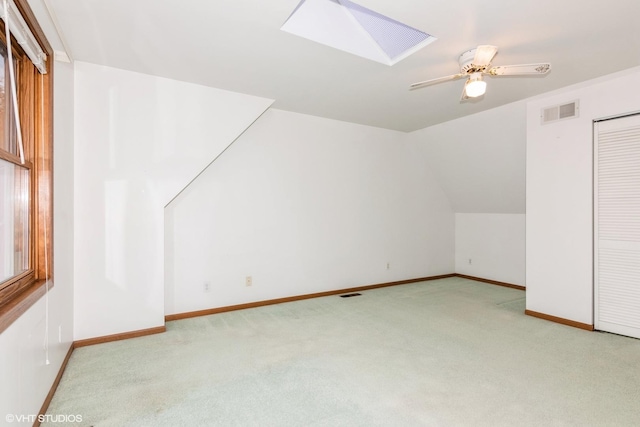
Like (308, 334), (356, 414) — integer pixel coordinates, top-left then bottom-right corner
(464, 73), (486, 98)
(409, 45), (550, 101)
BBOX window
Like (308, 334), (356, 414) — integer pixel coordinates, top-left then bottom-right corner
(0, 0), (52, 333)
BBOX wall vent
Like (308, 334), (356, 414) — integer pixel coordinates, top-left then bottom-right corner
(541, 100), (580, 124)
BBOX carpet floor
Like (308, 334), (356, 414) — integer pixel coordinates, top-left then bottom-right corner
(44, 277), (640, 426)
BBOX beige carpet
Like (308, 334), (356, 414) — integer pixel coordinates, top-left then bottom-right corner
(44, 277), (640, 426)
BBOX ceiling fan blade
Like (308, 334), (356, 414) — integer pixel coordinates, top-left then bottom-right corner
(409, 74), (465, 90)
(472, 45), (498, 66)
(488, 63), (551, 76)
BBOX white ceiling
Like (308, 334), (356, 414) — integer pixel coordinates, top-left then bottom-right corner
(34, 0), (640, 132)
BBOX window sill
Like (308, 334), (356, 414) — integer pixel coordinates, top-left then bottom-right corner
(0, 279), (53, 334)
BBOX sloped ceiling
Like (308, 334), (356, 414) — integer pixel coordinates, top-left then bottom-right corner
(410, 101), (527, 214)
(31, 0), (640, 132)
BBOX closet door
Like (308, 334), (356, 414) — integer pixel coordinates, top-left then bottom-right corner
(595, 114), (640, 339)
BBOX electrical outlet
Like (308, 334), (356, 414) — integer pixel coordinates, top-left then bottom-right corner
(203, 282), (210, 292)
(246, 276), (252, 286)
(386, 262), (390, 270)
(468, 259), (472, 265)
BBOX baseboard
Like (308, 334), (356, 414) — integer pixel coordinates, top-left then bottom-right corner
(525, 309), (594, 331)
(34, 343), (74, 427)
(166, 274), (457, 321)
(455, 274), (525, 291)
(73, 326), (166, 348)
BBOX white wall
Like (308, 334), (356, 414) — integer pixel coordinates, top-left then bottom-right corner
(0, 61), (75, 424)
(73, 62), (273, 340)
(526, 67), (640, 324)
(455, 213), (525, 286)
(165, 109), (454, 315)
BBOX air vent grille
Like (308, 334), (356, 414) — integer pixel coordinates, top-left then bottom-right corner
(541, 100), (580, 124)
(340, 293), (362, 298)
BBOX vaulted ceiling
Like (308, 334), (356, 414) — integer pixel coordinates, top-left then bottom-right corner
(30, 0), (640, 132)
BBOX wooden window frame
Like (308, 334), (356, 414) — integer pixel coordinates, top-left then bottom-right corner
(0, 0), (52, 334)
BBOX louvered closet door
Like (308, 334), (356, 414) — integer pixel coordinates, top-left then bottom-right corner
(595, 114), (640, 339)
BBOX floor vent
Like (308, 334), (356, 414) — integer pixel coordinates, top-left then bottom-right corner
(340, 293), (362, 298)
(541, 100), (580, 124)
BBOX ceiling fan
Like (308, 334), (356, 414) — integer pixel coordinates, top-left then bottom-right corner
(409, 45), (551, 100)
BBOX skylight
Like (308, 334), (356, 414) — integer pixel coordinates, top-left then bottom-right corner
(281, 0), (436, 66)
